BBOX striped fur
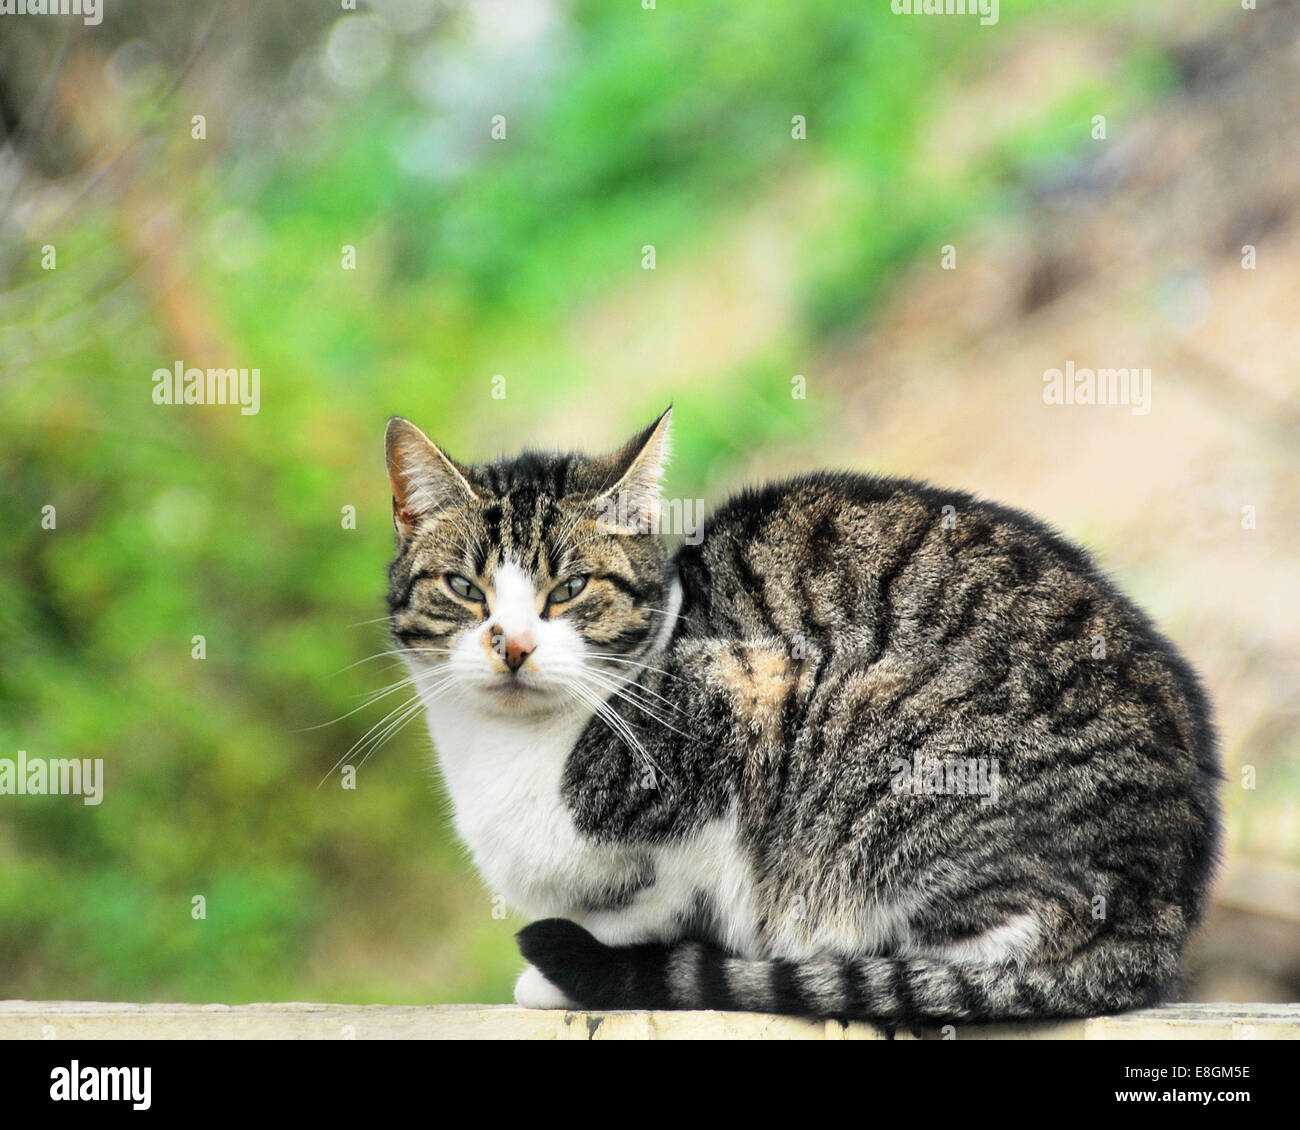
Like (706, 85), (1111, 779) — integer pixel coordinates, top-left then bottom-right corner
(517, 916), (1180, 1024)
(385, 412), (1222, 1024)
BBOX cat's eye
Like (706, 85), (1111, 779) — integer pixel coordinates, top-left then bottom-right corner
(548, 575), (587, 605)
(445, 574), (486, 602)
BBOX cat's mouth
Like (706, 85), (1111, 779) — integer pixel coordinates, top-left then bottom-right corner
(479, 674), (560, 710)
(492, 677), (546, 695)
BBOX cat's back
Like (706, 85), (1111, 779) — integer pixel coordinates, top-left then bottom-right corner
(675, 469), (1094, 640)
(672, 470), (1216, 774)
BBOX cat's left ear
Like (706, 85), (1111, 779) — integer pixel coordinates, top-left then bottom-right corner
(594, 407), (672, 535)
(385, 416), (480, 541)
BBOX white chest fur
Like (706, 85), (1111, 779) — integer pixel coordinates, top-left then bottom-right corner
(425, 700), (636, 919)
(423, 696), (761, 955)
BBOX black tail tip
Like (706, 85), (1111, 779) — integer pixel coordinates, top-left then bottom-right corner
(516, 918), (603, 966)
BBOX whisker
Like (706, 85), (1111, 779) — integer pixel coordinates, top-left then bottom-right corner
(317, 670), (461, 789)
(332, 646), (451, 676)
(316, 667), (455, 788)
(586, 652), (678, 680)
(295, 671), (427, 733)
(317, 697), (417, 788)
(579, 672), (698, 743)
(354, 697), (430, 770)
(354, 673), (467, 771)
(579, 667), (690, 726)
(567, 681), (676, 789)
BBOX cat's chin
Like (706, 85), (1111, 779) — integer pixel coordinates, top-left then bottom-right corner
(470, 679), (570, 719)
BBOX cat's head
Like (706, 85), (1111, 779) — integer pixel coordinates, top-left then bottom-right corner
(384, 409), (675, 717)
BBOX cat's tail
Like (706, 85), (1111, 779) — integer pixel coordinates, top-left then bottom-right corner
(516, 919), (1176, 1025)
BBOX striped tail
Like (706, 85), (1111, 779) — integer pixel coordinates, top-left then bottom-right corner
(516, 918), (1177, 1025)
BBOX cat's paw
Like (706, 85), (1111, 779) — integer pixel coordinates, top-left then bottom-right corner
(514, 963), (577, 1010)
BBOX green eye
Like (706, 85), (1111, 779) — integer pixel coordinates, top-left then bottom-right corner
(446, 574), (486, 602)
(549, 575), (587, 604)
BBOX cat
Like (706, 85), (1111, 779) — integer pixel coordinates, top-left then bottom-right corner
(383, 408), (1221, 1024)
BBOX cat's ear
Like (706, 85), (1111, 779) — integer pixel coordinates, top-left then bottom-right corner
(385, 416), (479, 539)
(594, 407), (672, 535)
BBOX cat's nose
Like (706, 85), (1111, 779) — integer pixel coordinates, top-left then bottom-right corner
(503, 639), (534, 672)
(490, 625), (535, 672)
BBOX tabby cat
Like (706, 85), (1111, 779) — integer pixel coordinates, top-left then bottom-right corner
(383, 409), (1220, 1024)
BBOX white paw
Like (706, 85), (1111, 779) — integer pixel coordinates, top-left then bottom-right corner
(514, 963), (576, 1010)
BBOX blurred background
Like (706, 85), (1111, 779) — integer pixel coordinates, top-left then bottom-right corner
(0, 0), (1296, 1007)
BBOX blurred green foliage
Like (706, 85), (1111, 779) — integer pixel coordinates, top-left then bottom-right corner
(0, 1), (1179, 1003)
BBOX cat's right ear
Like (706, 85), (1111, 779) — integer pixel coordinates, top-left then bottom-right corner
(385, 417), (479, 540)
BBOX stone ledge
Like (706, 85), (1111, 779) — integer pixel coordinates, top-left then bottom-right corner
(1, 1001), (1297, 1040)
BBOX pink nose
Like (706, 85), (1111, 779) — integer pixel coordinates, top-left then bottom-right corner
(490, 625), (535, 672)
